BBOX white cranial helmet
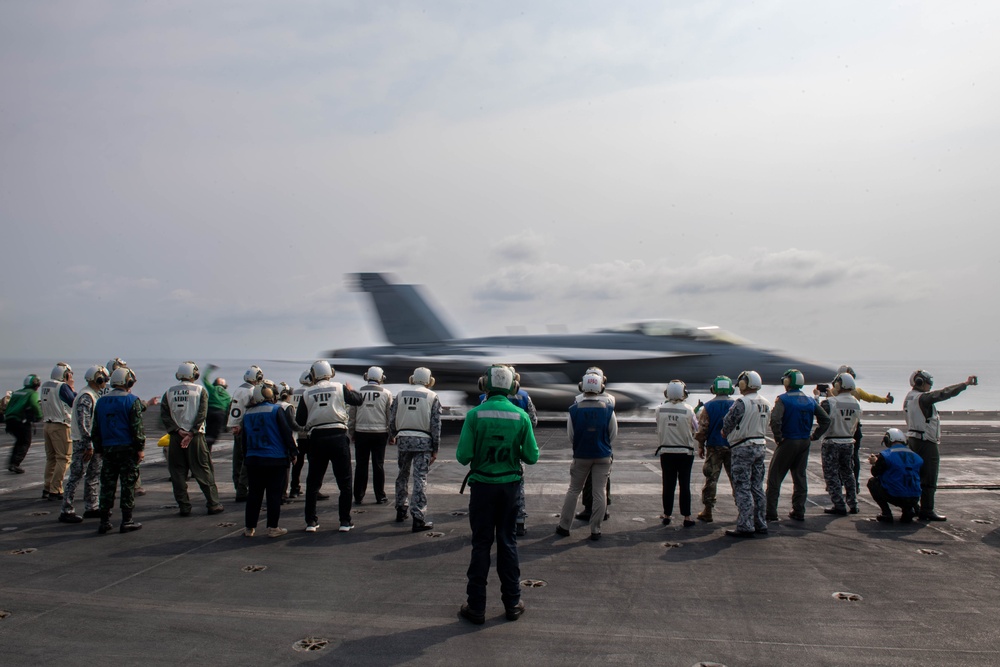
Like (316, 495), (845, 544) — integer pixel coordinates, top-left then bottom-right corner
(110, 367), (136, 389)
(244, 365), (264, 384)
(410, 367), (434, 387)
(665, 380), (687, 401)
(737, 370), (763, 390)
(299, 370), (314, 387)
(834, 372), (856, 392)
(580, 372), (604, 394)
(364, 366), (385, 383)
(50, 362), (72, 381)
(883, 428), (906, 446)
(84, 365), (110, 385)
(176, 361), (200, 382)
(310, 360), (334, 382)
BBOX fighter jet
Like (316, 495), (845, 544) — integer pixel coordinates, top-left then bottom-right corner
(324, 273), (836, 411)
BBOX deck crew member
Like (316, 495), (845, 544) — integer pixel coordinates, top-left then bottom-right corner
(815, 372), (861, 515)
(93, 367), (145, 534)
(58, 365), (108, 523)
(903, 370), (977, 521)
(228, 365), (264, 501)
(161, 361), (224, 517)
(694, 376), (736, 523)
(457, 365), (539, 625)
(825, 365), (894, 493)
(5, 375), (43, 474)
(241, 382), (297, 538)
(39, 362), (76, 499)
(721, 370), (771, 538)
(766, 369), (829, 522)
(295, 360), (364, 533)
(348, 366), (393, 505)
(202, 364), (231, 447)
(656, 380), (698, 527)
(867, 428), (922, 524)
(390, 367), (442, 533)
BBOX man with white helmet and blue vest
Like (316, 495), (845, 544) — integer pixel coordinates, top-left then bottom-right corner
(721, 370), (771, 538)
(295, 360), (364, 533)
(867, 428), (923, 524)
(694, 375), (736, 523)
(814, 372), (862, 516)
(93, 366), (145, 534)
(348, 366), (393, 505)
(390, 367), (442, 533)
(457, 364), (539, 625)
(903, 370), (978, 521)
(574, 367), (615, 523)
(161, 361), (224, 517)
(766, 369), (830, 522)
(556, 368), (617, 541)
(58, 365), (109, 523)
(228, 365), (264, 502)
(39, 362), (76, 500)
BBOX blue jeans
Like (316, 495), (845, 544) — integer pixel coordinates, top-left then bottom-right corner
(466, 481), (521, 613)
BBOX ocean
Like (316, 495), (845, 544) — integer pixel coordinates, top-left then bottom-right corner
(2, 357), (996, 413)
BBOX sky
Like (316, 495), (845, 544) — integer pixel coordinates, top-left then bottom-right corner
(2, 0), (998, 368)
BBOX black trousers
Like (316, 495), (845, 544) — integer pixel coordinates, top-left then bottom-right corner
(353, 431), (388, 502)
(659, 452), (694, 517)
(205, 408), (227, 447)
(466, 481), (521, 613)
(6, 420), (33, 466)
(246, 462), (287, 529)
(907, 437), (940, 512)
(304, 430), (352, 526)
(867, 476), (919, 517)
(289, 435), (308, 492)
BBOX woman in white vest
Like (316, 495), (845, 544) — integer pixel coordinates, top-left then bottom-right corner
(655, 380), (699, 527)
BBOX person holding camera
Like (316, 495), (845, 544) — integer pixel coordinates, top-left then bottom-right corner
(867, 428), (922, 524)
(903, 371), (978, 521)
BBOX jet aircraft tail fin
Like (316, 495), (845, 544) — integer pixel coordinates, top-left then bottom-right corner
(351, 273), (457, 345)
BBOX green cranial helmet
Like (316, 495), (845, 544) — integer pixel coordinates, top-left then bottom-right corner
(782, 368), (805, 391)
(710, 375), (735, 396)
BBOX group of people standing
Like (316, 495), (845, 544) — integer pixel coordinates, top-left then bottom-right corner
(649, 365), (978, 539)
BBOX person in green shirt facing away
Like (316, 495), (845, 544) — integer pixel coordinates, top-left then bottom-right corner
(456, 365), (539, 626)
(203, 364), (232, 448)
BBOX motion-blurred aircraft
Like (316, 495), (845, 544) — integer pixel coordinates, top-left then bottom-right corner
(324, 273), (836, 411)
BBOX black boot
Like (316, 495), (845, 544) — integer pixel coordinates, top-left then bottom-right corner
(120, 509), (142, 533)
(412, 518), (433, 533)
(98, 512), (113, 535)
(395, 506), (409, 523)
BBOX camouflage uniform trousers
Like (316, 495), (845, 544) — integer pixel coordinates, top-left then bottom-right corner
(99, 447), (141, 517)
(731, 443), (767, 533)
(821, 441), (857, 511)
(516, 477), (527, 523)
(701, 446), (733, 509)
(395, 450), (432, 522)
(61, 441), (102, 515)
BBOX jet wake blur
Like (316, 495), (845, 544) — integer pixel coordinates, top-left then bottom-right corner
(324, 273), (836, 411)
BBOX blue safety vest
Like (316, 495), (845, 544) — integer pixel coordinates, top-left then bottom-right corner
(243, 403), (287, 460)
(879, 444), (922, 498)
(95, 393), (139, 448)
(569, 401), (614, 459)
(777, 391), (818, 440)
(703, 398), (734, 448)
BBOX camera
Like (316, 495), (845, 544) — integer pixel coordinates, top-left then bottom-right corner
(815, 383), (829, 397)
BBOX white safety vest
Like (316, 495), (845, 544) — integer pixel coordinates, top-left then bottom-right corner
(166, 381), (206, 433)
(574, 392), (616, 408)
(227, 383), (254, 429)
(40, 380), (72, 425)
(394, 385), (437, 436)
(70, 386), (100, 442)
(302, 380), (350, 433)
(726, 393), (771, 447)
(351, 384), (393, 434)
(823, 393), (861, 444)
(904, 389), (940, 444)
(655, 401), (697, 454)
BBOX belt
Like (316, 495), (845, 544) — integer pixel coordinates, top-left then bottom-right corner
(731, 438), (766, 448)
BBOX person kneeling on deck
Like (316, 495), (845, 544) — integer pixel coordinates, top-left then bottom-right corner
(867, 428), (922, 524)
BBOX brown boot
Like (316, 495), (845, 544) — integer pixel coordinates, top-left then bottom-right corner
(697, 507), (713, 523)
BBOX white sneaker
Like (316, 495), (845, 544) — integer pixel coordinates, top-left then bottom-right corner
(305, 522), (319, 533)
(339, 522), (354, 533)
(243, 527), (255, 537)
(267, 526), (288, 538)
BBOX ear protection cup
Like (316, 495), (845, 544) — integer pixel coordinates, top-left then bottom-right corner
(478, 376), (487, 392)
(125, 369), (136, 389)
